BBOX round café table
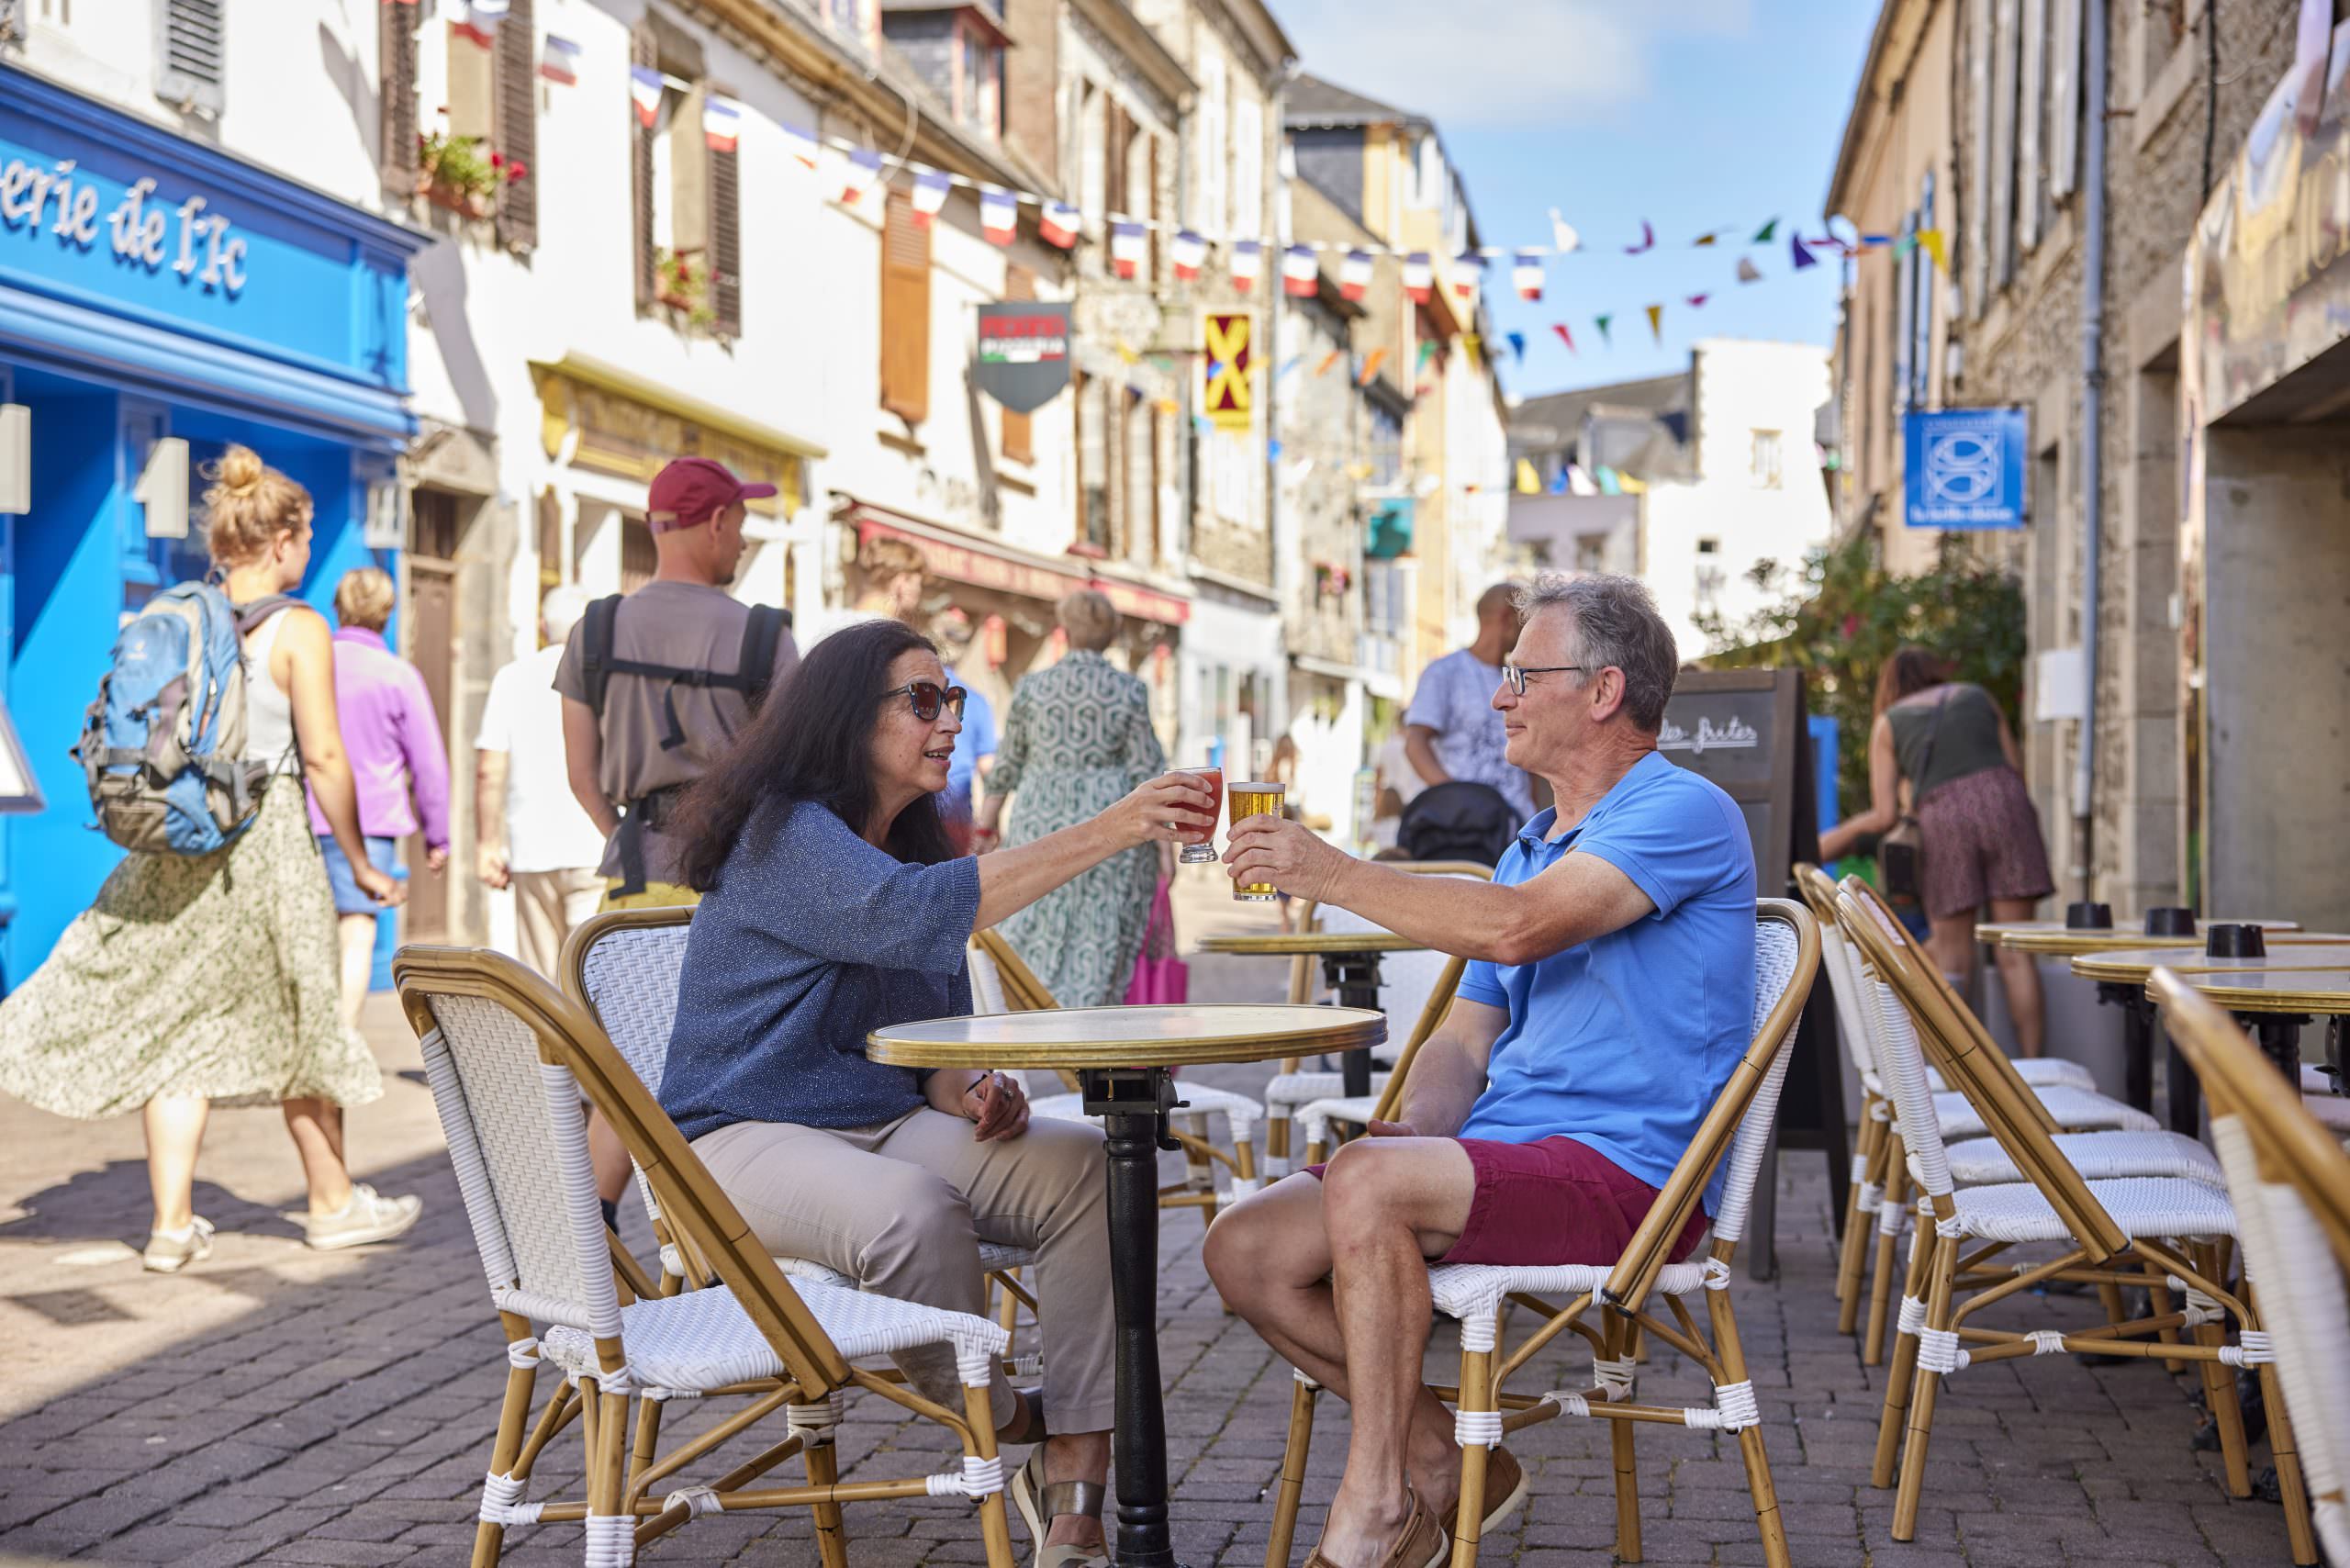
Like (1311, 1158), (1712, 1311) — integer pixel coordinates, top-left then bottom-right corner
(869, 1002), (1385, 1568)
(2066, 946), (2350, 1130)
(1984, 922), (2335, 1128)
(1198, 930), (1426, 1098)
(2143, 969), (2350, 1093)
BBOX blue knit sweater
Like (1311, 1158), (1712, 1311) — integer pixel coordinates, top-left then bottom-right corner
(661, 798), (979, 1142)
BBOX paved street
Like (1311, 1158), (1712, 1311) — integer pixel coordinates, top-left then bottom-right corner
(0, 877), (2301, 1566)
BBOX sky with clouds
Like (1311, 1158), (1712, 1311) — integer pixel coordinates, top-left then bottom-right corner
(1270, 0), (1884, 398)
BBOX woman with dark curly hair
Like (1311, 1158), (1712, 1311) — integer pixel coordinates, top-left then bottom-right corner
(660, 617), (1213, 1567)
(1819, 644), (2053, 1052)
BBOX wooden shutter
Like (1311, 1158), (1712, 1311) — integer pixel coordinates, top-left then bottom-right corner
(2017, 0), (2044, 253)
(1147, 135), (1160, 282)
(494, 0), (538, 252)
(1104, 102), (1129, 218)
(631, 28), (657, 310)
(2048, 0), (2082, 200)
(380, 0), (420, 188)
(1149, 399), (1163, 564)
(710, 87), (743, 339)
(880, 191), (933, 425)
(1002, 264), (1035, 464)
(155, 0), (225, 117)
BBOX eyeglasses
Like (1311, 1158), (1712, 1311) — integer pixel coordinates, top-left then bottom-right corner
(880, 681), (968, 722)
(1501, 664), (1589, 696)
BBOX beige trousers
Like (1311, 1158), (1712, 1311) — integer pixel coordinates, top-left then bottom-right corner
(693, 1107), (1114, 1433)
(512, 868), (606, 977)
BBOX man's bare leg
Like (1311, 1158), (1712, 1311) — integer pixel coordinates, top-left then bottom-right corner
(1206, 1140), (1478, 1568)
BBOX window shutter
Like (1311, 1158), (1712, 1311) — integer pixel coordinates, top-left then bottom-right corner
(880, 192), (933, 425)
(1105, 102), (1128, 218)
(2048, 0), (2082, 200)
(1002, 264), (1035, 464)
(154, 0), (225, 117)
(711, 132), (743, 339)
(1147, 135), (1160, 282)
(494, 0), (539, 251)
(2017, 0), (2045, 253)
(379, 0), (420, 189)
(632, 29), (657, 310)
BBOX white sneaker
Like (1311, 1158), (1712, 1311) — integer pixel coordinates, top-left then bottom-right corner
(143, 1215), (215, 1273)
(304, 1184), (422, 1250)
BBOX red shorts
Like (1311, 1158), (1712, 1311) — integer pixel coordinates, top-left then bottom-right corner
(1309, 1136), (1709, 1268)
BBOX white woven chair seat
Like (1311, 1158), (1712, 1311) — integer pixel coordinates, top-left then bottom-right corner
(1033, 1083), (1265, 1135)
(1947, 1177), (2238, 1245)
(1942, 1129), (2227, 1189)
(541, 1271), (1007, 1394)
(1429, 1248), (1723, 1321)
(1296, 1093), (1382, 1145)
(1266, 1070), (1390, 1116)
(1990, 1058), (2098, 1091)
(1932, 1083), (2159, 1139)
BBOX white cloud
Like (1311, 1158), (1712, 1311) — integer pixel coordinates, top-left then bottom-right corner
(1276, 0), (1751, 128)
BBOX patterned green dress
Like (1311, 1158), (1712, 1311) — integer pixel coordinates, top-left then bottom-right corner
(991, 650), (1165, 1008)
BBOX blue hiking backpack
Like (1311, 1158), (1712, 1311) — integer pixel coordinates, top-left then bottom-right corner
(74, 582), (301, 856)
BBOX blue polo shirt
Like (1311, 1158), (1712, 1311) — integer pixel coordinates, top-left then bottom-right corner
(1456, 749), (1757, 1213)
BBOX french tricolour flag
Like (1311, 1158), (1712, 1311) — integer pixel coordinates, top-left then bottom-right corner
(1170, 230), (1205, 281)
(911, 168), (953, 227)
(1281, 245), (1319, 297)
(781, 122), (820, 169)
(1039, 202), (1080, 250)
(1110, 221), (1147, 279)
(840, 149), (882, 207)
(1339, 249), (1372, 301)
(1512, 251), (1543, 301)
(538, 34), (581, 84)
(1230, 240), (1261, 292)
(980, 186), (1018, 245)
(1402, 252), (1431, 304)
(702, 95), (742, 154)
(453, 0), (507, 47)
(629, 65), (664, 129)
(1452, 250), (1485, 297)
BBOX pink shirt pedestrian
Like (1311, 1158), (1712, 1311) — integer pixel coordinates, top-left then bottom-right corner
(305, 627), (452, 849)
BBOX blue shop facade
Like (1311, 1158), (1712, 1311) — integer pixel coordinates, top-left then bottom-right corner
(0, 65), (423, 984)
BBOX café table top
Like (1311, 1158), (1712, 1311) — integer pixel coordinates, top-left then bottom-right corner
(868, 1002), (1387, 1070)
(1997, 925), (2345, 956)
(1975, 916), (2301, 944)
(1198, 931), (1427, 957)
(2070, 945), (2350, 983)
(2145, 970), (2350, 1015)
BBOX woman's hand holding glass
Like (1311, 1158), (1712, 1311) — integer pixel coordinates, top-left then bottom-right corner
(1107, 771), (1220, 850)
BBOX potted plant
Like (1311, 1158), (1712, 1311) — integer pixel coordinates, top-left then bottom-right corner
(655, 248), (719, 331)
(416, 129), (520, 219)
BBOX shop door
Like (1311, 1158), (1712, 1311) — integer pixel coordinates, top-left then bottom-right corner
(404, 492), (460, 942)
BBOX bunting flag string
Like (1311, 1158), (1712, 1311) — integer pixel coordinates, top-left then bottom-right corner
(1512, 251), (1543, 301)
(1313, 349), (1344, 376)
(1505, 331), (1527, 364)
(1039, 200), (1080, 249)
(841, 148), (883, 207)
(703, 95), (743, 153)
(910, 166), (952, 225)
(1110, 220), (1147, 277)
(1595, 314), (1613, 346)
(1451, 251), (1485, 297)
(980, 185), (1017, 243)
(628, 65), (664, 128)
(1789, 233), (1817, 270)
(1644, 304), (1663, 342)
(1736, 256), (1762, 284)
(1230, 240), (1261, 292)
(1685, 293), (1708, 308)
(1402, 252), (1432, 303)
(1357, 346), (1388, 385)
(1549, 211), (1580, 254)
(1339, 249), (1373, 301)
(1623, 220), (1655, 255)
(1552, 323), (1575, 353)
(539, 33), (582, 84)
(1170, 229), (1206, 280)
(1282, 245), (1319, 297)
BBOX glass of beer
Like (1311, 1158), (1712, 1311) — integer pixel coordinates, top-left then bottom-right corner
(1227, 781), (1287, 901)
(1178, 767), (1224, 864)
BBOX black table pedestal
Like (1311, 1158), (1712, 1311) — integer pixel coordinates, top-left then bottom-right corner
(1319, 952), (1386, 1097)
(1080, 1065), (1185, 1568)
(2238, 1014), (2314, 1089)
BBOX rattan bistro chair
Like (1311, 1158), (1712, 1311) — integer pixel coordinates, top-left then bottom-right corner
(970, 928), (1268, 1219)
(2156, 969), (2336, 1565)
(1261, 899), (1819, 1568)
(1833, 882), (2290, 1552)
(396, 946), (1018, 1568)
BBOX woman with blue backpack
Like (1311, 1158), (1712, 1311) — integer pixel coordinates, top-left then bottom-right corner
(0, 445), (423, 1271)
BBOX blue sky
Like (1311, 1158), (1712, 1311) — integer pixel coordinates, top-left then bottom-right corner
(1270, 0), (1886, 397)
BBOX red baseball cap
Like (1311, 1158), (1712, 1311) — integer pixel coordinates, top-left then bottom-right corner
(646, 456), (778, 532)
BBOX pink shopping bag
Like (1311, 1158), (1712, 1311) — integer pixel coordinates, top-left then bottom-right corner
(1123, 877), (1189, 1004)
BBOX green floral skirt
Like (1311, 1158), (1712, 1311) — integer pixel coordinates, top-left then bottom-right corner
(0, 780), (384, 1118)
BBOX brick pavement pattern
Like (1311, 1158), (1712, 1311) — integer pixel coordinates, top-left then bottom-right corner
(0, 878), (2300, 1565)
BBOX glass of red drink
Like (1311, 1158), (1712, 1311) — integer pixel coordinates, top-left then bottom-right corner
(1178, 767), (1223, 863)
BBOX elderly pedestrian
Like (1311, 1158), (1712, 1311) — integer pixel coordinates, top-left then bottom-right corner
(0, 447), (421, 1271)
(971, 589), (1165, 1008)
(310, 566), (450, 1036)
(1206, 574), (1755, 1568)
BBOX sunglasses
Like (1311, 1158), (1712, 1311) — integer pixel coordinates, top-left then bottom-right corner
(880, 680), (968, 722)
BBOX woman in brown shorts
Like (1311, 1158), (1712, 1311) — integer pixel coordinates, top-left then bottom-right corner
(1819, 646), (2053, 1053)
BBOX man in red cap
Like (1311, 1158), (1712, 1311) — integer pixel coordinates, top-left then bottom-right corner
(555, 456), (800, 911)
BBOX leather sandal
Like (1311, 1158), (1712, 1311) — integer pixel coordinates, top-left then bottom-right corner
(1008, 1446), (1108, 1568)
(1303, 1488), (1445, 1568)
(995, 1385), (1049, 1447)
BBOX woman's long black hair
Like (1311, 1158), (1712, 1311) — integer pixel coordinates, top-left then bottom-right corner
(670, 618), (956, 891)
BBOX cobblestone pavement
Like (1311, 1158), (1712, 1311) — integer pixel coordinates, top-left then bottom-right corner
(0, 875), (2300, 1565)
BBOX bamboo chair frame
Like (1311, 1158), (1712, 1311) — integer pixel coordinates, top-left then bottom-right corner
(1262, 900), (1820, 1568)
(2156, 968), (2341, 1565)
(395, 945), (1018, 1568)
(1834, 879), (2301, 1555)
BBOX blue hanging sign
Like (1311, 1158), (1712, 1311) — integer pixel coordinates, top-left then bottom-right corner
(1903, 407), (2028, 529)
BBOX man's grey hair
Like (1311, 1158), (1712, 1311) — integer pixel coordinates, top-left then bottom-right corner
(1512, 572), (1679, 732)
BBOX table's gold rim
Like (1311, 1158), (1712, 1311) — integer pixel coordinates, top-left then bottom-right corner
(2001, 929), (2350, 954)
(866, 1003), (1388, 1069)
(1197, 933), (1427, 955)
(2144, 974), (2350, 1013)
(2070, 952), (2350, 981)
(1977, 917), (2305, 943)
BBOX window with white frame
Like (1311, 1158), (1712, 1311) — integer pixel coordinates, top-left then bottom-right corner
(1749, 430), (1783, 489)
(1211, 426), (1251, 524)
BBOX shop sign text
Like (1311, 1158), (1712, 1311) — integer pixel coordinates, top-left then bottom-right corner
(0, 162), (248, 293)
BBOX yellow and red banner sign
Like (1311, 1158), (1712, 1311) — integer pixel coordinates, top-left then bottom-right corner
(1203, 312), (1253, 431)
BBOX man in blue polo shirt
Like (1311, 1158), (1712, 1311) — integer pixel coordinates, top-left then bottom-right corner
(1207, 573), (1755, 1568)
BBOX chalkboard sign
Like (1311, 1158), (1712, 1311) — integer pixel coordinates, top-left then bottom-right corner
(1660, 668), (1841, 1279)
